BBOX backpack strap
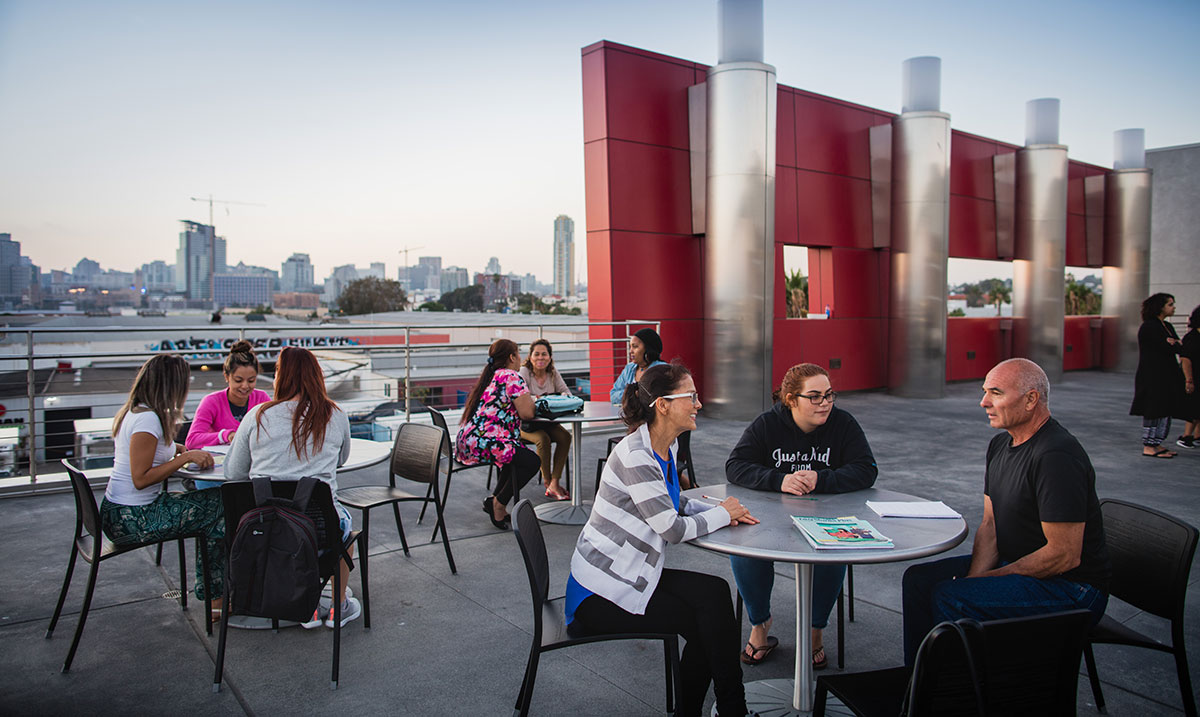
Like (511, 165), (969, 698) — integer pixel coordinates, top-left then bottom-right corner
(290, 476), (319, 512)
(250, 475), (320, 512)
(251, 476), (275, 507)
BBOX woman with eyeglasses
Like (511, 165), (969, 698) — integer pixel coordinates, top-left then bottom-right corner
(725, 363), (878, 670)
(566, 363), (758, 717)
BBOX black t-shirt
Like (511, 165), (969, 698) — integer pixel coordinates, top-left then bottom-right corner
(228, 398), (249, 422)
(984, 418), (1110, 591)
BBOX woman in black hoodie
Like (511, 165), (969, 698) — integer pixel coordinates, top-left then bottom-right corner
(726, 363), (877, 670)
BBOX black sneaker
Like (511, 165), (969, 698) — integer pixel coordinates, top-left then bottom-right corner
(1177, 436), (1196, 448)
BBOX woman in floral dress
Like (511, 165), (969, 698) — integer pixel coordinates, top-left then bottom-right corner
(456, 339), (540, 528)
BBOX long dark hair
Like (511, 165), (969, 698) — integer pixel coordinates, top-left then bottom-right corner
(224, 339), (260, 376)
(621, 362), (691, 430)
(255, 347), (337, 459)
(462, 339), (520, 423)
(113, 354), (191, 443)
(1141, 293), (1174, 322)
(522, 338), (557, 377)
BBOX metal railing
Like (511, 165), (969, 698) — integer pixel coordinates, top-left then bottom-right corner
(0, 317), (660, 486)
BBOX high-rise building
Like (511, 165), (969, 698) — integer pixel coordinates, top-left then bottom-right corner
(367, 262), (386, 280)
(175, 220), (227, 300)
(485, 257), (502, 275)
(440, 266), (469, 294)
(214, 274), (273, 308)
(228, 261), (280, 290)
(553, 214), (575, 297)
(73, 258), (101, 284)
(0, 233), (39, 307)
(280, 253), (314, 293)
(416, 256), (442, 293)
(137, 261), (175, 293)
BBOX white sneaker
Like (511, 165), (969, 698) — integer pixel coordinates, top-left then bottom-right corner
(300, 607), (326, 630)
(325, 597), (361, 628)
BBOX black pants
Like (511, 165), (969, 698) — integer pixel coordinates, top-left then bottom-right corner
(572, 568), (746, 717)
(495, 445), (540, 505)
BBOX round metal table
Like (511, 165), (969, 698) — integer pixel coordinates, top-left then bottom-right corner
(176, 437), (393, 481)
(684, 484), (968, 715)
(532, 401), (623, 525)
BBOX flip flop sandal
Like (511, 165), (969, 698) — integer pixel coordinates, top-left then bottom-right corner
(740, 636), (779, 665)
(1143, 449), (1175, 459)
(812, 645), (828, 671)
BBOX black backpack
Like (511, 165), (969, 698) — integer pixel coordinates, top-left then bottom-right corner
(227, 477), (322, 622)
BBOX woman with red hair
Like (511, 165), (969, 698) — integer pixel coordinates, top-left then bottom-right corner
(224, 346), (358, 628)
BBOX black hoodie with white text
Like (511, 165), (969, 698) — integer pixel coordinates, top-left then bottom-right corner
(725, 403), (878, 494)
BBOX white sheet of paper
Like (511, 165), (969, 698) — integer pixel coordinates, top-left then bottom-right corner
(866, 500), (961, 519)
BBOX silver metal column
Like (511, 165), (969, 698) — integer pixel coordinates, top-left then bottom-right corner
(888, 58), (950, 398)
(703, 0), (776, 419)
(1102, 169), (1153, 372)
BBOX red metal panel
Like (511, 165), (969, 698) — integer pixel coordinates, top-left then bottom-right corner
(588, 323), (624, 400)
(1067, 162), (1089, 216)
(1063, 316), (1100, 371)
(796, 170), (873, 248)
(775, 166), (799, 246)
(582, 46), (608, 144)
(603, 47), (696, 150)
(584, 140), (611, 233)
(586, 230), (613, 320)
(794, 95), (878, 179)
(831, 248), (884, 319)
(950, 132), (998, 200)
(777, 88), (796, 168)
(807, 248), (834, 315)
(1066, 213), (1087, 267)
(609, 231), (703, 321)
(607, 140), (693, 235)
(949, 194), (998, 259)
(773, 242), (787, 319)
(772, 318), (887, 391)
(946, 317), (1006, 381)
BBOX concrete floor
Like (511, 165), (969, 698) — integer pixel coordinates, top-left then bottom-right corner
(0, 369), (1196, 715)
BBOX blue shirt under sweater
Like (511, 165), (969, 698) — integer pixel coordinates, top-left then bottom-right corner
(565, 449), (680, 624)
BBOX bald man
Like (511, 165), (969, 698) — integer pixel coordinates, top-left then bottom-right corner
(901, 358), (1111, 664)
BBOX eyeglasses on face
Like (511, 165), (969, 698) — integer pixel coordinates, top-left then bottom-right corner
(795, 391), (837, 405)
(654, 391), (701, 405)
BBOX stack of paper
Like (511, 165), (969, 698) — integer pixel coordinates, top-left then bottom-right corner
(792, 516), (894, 549)
(865, 500), (961, 519)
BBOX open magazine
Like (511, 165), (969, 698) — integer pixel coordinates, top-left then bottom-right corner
(792, 516), (894, 549)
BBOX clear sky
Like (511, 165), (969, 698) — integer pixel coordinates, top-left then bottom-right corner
(2, 0), (1197, 287)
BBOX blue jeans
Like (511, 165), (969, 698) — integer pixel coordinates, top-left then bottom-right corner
(730, 556), (845, 630)
(901, 555), (1108, 665)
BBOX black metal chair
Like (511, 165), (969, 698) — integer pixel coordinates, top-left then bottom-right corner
(339, 422), (458, 607)
(510, 499), (680, 717)
(1083, 499), (1198, 716)
(47, 458), (213, 673)
(420, 406), (499, 536)
(213, 479), (365, 691)
(814, 609), (1092, 717)
(595, 430), (697, 495)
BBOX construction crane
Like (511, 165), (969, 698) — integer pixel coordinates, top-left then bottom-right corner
(397, 245), (425, 308)
(189, 195), (265, 311)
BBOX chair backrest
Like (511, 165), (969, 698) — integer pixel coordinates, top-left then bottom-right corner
(512, 500), (550, 615)
(220, 479), (343, 576)
(60, 458), (101, 540)
(1101, 498), (1198, 621)
(389, 422), (446, 487)
(908, 609), (1092, 716)
(427, 405), (449, 435)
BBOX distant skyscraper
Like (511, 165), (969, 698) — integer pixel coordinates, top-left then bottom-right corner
(280, 253), (314, 293)
(367, 262), (386, 280)
(417, 256), (442, 293)
(553, 214), (575, 297)
(0, 233), (38, 306)
(441, 266), (469, 294)
(175, 220), (226, 300)
(137, 261), (175, 293)
(486, 257), (502, 275)
(214, 274), (273, 308)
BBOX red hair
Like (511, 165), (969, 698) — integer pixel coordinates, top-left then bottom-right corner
(255, 346), (337, 459)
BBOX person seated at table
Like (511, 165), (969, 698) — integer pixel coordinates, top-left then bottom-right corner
(609, 327), (667, 404)
(456, 339), (541, 529)
(100, 354), (223, 612)
(726, 363), (878, 669)
(186, 339), (270, 449)
(518, 338), (573, 500)
(566, 363), (759, 717)
(223, 346), (359, 628)
(901, 358), (1110, 665)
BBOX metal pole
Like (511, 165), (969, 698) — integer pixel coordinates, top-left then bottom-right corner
(404, 326), (412, 420)
(26, 332), (37, 483)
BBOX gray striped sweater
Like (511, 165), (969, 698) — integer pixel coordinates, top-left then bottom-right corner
(569, 423), (732, 615)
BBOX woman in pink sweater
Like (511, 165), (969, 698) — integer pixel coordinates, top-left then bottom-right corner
(186, 340), (271, 449)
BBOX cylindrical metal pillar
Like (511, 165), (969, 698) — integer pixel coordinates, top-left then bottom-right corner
(1013, 144), (1069, 383)
(1102, 168), (1153, 372)
(888, 110), (951, 397)
(703, 59), (776, 418)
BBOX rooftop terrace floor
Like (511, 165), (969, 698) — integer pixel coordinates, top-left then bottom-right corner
(1, 369), (1196, 715)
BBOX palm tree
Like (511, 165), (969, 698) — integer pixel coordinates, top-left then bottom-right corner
(784, 269), (808, 318)
(991, 284), (1011, 316)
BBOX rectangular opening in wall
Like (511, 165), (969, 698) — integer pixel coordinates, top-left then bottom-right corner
(782, 245), (809, 319)
(1065, 267), (1102, 315)
(948, 258), (1013, 317)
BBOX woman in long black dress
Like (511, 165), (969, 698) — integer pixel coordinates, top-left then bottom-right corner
(1176, 304), (1200, 449)
(1130, 293), (1184, 458)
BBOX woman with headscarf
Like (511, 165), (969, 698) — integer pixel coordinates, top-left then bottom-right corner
(609, 328), (666, 404)
(1131, 293), (1185, 458)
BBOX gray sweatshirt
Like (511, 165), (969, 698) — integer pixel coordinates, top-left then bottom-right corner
(224, 401), (351, 499)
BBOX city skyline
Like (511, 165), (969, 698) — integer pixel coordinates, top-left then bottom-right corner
(2, 0), (1197, 287)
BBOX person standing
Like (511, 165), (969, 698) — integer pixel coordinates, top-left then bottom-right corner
(901, 358), (1110, 664)
(1177, 304), (1200, 448)
(1131, 293), (1185, 458)
(519, 339), (573, 500)
(725, 363), (877, 669)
